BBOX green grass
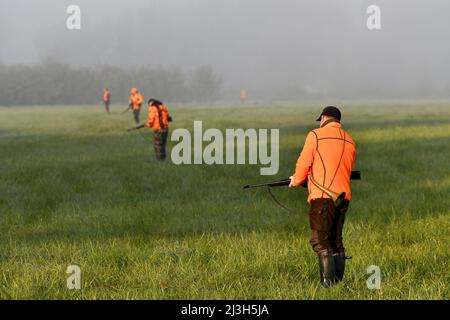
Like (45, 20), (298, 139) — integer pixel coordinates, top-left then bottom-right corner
(0, 102), (449, 299)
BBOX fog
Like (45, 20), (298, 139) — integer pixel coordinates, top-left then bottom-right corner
(1, 0), (449, 100)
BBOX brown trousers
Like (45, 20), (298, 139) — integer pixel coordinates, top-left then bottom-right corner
(309, 198), (349, 254)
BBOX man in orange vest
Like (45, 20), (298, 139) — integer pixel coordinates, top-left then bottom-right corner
(102, 88), (111, 114)
(289, 106), (356, 287)
(128, 87), (144, 124)
(145, 99), (171, 161)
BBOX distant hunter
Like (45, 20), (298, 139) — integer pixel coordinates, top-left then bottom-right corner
(102, 88), (111, 114)
(146, 99), (172, 161)
(128, 87), (144, 124)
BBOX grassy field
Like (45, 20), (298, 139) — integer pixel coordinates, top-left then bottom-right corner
(0, 102), (449, 300)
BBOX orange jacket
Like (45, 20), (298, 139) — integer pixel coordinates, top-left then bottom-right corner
(128, 89), (143, 110)
(291, 121), (356, 203)
(103, 90), (110, 102)
(146, 104), (170, 131)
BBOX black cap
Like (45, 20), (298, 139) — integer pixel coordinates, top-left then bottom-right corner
(148, 98), (163, 105)
(316, 106), (341, 121)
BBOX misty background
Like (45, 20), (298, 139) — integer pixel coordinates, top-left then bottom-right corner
(0, 0), (449, 104)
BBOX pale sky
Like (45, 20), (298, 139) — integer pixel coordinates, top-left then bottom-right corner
(1, 0), (449, 99)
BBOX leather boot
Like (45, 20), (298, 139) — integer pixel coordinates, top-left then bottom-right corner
(333, 252), (346, 282)
(317, 249), (336, 288)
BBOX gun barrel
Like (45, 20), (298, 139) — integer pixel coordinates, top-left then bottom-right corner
(243, 179), (290, 189)
(126, 124), (145, 132)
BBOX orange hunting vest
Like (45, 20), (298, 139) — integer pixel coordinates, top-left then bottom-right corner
(129, 92), (143, 110)
(292, 121), (356, 203)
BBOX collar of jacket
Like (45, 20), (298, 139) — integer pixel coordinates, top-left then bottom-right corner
(321, 119), (342, 128)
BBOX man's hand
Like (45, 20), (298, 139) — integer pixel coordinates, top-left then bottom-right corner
(289, 175), (297, 188)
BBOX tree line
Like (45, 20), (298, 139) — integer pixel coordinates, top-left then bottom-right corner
(0, 60), (222, 106)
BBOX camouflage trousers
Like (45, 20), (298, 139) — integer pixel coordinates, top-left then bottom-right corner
(153, 129), (168, 161)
